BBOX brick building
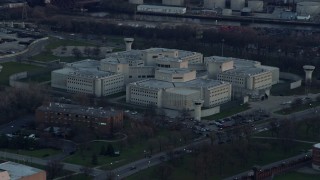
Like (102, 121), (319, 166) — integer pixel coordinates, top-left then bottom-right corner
(312, 143), (320, 170)
(35, 102), (123, 134)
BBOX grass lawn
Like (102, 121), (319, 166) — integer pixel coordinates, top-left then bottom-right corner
(274, 101), (320, 115)
(274, 171), (320, 180)
(64, 141), (146, 169)
(203, 104), (250, 120)
(20, 71), (51, 83)
(64, 173), (93, 180)
(0, 62), (43, 85)
(2, 148), (61, 158)
(127, 140), (313, 180)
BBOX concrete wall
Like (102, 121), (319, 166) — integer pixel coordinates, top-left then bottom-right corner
(200, 106), (220, 117)
(9, 71), (29, 88)
(280, 72), (302, 89)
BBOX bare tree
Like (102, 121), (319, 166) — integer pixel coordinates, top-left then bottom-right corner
(46, 160), (64, 180)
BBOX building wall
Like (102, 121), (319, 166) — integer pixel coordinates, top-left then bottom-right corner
(67, 76), (94, 94)
(207, 60), (234, 79)
(217, 73), (246, 88)
(127, 66), (155, 83)
(180, 53), (203, 64)
(155, 70), (196, 82)
(51, 71), (68, 90)
(155, 59), (188, 69)
(203, 83), (232, 107)
(162, 0), (184, 6)
(126, 85), (160, 107)
(162, 89), (201, 110)
(142, 49), (178, 66)
(100, 62), (129, 74)
(102, 74), (125, 96)
(250, 71), (272, 90)
(20, 171), (46, 180)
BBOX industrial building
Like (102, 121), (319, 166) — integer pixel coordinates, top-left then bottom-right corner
(36, 102), (123, 134)
(162, 0), (184, 6)
(137, 4), (187, 14)
(204, 0), (226, 9)
(0, 161), (46, 180)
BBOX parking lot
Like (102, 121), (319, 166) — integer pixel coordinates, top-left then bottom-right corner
(0, 28), (40, 56)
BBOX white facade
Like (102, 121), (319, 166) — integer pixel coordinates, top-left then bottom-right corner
(231, 0), (245, 11)
(204, 0), (226, 9)
(248, 1), (263, 12)
(162, 0), (184, 6)
(137, 5), (187, 14)
(129, 0), (144, 5)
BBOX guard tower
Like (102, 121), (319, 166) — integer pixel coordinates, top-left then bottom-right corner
(193, 100), (204, 121)
(303, 65), (315, 84)
(124, 38), (134, 51)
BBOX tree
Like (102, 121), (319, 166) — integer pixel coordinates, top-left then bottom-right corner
(80, 166), (93, 177)
(83, 46), (91, 57)
(46, 160), (64, 180)
(106, 144), (115, 156)
(92, 46), (101, 57)
(316, 95), (320, 102)
(100, 145), (106, 155)
(290, 98), (303, 109)
(157, 163), (174, 180)
(91, 153), (98, 165)
(72, 47), (82, 59)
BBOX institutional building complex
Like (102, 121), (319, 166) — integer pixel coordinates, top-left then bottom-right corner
(50, 39), (279, 119)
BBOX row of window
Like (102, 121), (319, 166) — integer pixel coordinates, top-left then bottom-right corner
(131, 98), (157, 105)
(67, 81), (92, 86)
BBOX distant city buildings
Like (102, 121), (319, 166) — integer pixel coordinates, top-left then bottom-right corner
(36, 102), (123, 134)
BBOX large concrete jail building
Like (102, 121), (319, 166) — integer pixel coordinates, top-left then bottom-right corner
(51, 43), (279, 110)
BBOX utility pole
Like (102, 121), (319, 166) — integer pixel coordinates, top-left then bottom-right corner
(221, 39), (225, 56)
(22, 2), (28, 21)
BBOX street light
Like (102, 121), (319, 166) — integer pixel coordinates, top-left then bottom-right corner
(221, 39), (225, 56)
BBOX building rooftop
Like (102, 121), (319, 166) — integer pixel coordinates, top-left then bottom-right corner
(156, 57), (183, 62)
(138, 4), (187, 10)
(314, 143), (320, 149)
(166, 88), (200, 95)
(221, 67), (268, 77)
(65, 59), (100, 69)
(156, 68), (194, 74)
(0, 161), (44, 180)
(205, 56), (260, 68)
(132, 78), (228, 89)
(106, 50), (142, 60)
(37, 103), (121, 118)
(101, 57), (129, 65)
